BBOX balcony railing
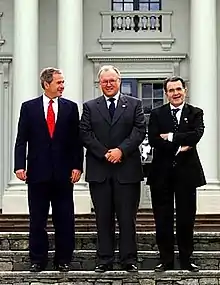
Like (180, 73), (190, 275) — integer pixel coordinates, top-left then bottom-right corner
(99, 11), (175, 51)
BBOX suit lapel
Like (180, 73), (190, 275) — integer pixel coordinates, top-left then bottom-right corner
(38, 96), (51, 139)
(179, 103), (190, 131)
(53, 98), (65, 138)
(96, 96), (111, 125)
(111, 94), (127, 126)
(162, 103), (174, 130)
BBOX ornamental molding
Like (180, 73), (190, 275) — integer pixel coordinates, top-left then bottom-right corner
(98, 38), (175, 52)
(0, 13), (5, 48)
(87, 53), (187, 63)
(0, 55), (12, 63)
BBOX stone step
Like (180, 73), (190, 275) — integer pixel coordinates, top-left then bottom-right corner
(0, 271), (220, 285)
(1, 212), (220, 231)
(0, 250), (219, 271)
(1, 232), (220, 251)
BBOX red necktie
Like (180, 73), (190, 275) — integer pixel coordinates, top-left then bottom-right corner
(47, 99), (55, 138)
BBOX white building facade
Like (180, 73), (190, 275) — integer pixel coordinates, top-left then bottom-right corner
(0, 0), (220, 214)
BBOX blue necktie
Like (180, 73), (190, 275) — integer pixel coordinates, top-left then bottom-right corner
(108, 97), (115, 120)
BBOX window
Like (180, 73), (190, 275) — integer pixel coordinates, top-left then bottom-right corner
(139, 81), (164, 166)
(112, 0), (161, 11)
(140, 81), (164, 124)
(112, 0), (162, 32)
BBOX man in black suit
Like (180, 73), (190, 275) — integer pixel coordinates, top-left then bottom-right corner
(147, 76), (206, 272)
(80, 65), (146, 272)
(14, 67), (83, 272)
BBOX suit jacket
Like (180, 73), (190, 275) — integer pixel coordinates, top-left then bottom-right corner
(79, 94), (146, 183)
(14, 96), (83, 183)
(147, 103), (206, 188)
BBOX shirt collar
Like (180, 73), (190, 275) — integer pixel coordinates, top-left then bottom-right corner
(170, 102), (185, 111)
(43, 93), (58, 104)
(103, 92), (120, 102)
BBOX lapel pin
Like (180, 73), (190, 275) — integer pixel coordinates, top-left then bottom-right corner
(122, 104), (126, 108)
(184, 118), (188, 123)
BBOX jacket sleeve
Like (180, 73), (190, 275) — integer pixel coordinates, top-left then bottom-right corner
(148, 109), (176, 153)
(71, 103), (84, 171)
(79, 102), (108, 159)
(173, 109), (204, 146)
(14, 103), (28, 172)
(118, 100), (146, 157)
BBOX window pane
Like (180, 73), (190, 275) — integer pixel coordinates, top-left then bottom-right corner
(113, 3), (123, 11)
(124, 0), (133, 2)
(113, 0), (123, 2)
(150, 3), (160, 11)
(142, 99), (152, 114)
(142, 83), (152, 99)
(153, 99), (163, 109)
(124, 3), (134, 11)
(153, 83), (163, 98)
(121, 83), (132, 95)
(139, 3), (149, 11)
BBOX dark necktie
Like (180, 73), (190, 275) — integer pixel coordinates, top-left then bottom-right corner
(108, 97), (116, 119)
(47, 99), (55, 138)
(172, 108), (180, 132)
(171, 108), (180, 167)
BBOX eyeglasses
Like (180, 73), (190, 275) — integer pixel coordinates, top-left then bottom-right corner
(167, 87), (185, 94)
(100, 79), (119, 86)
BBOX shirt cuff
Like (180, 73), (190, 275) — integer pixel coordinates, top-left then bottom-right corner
(168, 132), (173, 142)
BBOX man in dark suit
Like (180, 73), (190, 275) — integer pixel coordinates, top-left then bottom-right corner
(147, 76), (206, 272)
(80, 65), (146, 272)
(14, 67), (83, 272)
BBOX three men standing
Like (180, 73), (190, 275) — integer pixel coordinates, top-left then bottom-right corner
(14, 66), (205, 273)
(147, 76), (206, 272)
(80, 65), (146, 272)
(14, 67), (83, 272)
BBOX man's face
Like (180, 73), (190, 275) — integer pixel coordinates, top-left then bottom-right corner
(99, 70), (121, 97)
(44, 73), (64, 98)
(165, 80), (186, 107)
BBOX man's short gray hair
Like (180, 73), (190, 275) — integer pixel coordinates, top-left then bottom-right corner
(40, 67), (62, 89)
(98, 65), (121, 80)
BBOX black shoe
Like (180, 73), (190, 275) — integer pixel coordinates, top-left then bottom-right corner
(123, 264), (138, 272)
(94, 264), (113, 273)
(155, 263), (174, 272)
(181, 262), (199, 272)
(54, 263), (70, 272)
(29, 263), (44, 272)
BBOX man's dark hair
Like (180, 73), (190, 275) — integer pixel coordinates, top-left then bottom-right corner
(40, 67), (62, 89)
(163, 76), (186, 92)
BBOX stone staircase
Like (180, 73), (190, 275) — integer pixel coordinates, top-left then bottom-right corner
(1, 231), (220, 284)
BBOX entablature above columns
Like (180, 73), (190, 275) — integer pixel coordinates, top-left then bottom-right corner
(87, 52), (187, 79)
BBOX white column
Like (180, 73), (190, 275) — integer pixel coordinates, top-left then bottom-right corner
(2, 0), (39, 213)
(57, 0), (91, 214)
(190, 0), (220, 213)
(57, 0), (83, 107)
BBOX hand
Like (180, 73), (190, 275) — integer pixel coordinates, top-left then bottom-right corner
(105, 148), (122, 164)
(179, 146), (192, 152)
(15, 169), (27, 181)
(71, 169), (82, 183)
(160, 133), (169, 140)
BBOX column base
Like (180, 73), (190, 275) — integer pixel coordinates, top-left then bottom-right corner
(139, 179), (220, 214)
(2, 179), (91, 214)
(197, 180), (220, 214)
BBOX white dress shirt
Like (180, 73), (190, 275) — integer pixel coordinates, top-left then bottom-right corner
(104, 92), (120, 109)
(43, 94), (58, 122)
